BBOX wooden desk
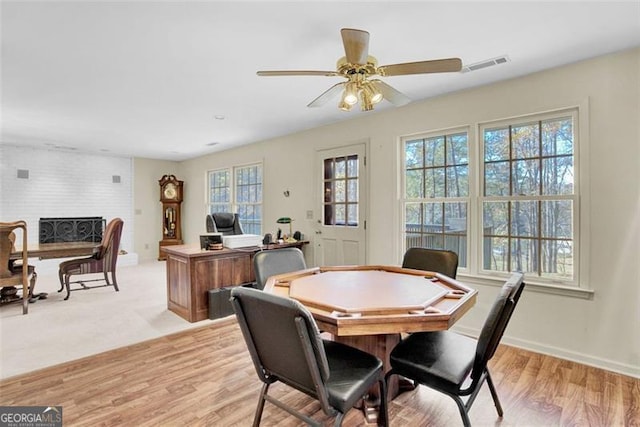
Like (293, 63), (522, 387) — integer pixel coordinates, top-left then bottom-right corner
(12, 241), (99, 260)
(163, 241), (307, 323)
(4, 241), (99, 303)
(265, 265), (477, 419)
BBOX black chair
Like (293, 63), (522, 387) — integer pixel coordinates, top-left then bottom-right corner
(386, 272), (525, 427)
(231, 286), (388, 427)
(253, 247), (306, 290)
(402, 247), (459, 279)
(206, 213), (243, 235)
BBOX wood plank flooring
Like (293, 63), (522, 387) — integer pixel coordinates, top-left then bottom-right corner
(1, 317), (638, 426)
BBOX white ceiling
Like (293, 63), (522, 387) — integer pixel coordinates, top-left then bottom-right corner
(2, 1), (639, 161)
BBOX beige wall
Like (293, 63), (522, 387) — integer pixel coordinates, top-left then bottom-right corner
(133, 158), (180, 261)
(134, 48), (639, 376)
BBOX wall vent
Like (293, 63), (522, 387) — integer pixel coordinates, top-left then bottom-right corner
(17, 169), (29, 179)
(112, 175), (121, 184)
(461, 55), (510, 73)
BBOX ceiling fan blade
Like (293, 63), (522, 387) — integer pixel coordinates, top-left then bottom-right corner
(341, 28), (370, 65)
(371, 80), (411, 106)
(257, 70), (339, 77)
(378, 58), (462, 76)
(307, 82), (346, 108)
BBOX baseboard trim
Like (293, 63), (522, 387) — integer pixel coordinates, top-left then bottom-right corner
(453, 325), (640, 379)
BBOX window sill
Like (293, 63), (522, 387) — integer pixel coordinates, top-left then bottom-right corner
(457, 273), (595, 300)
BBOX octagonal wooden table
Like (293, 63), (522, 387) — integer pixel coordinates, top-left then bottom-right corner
(264, 264), (478, 422)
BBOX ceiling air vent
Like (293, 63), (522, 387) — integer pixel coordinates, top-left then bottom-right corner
(461, 55), (510, 73)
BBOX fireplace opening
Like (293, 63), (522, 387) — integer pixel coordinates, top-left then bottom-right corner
(39, 217), (105, 244)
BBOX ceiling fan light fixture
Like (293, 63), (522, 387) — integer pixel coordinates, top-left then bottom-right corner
(361, 101), (374, 112)
(359, 90), (375, 112)
(363, 81), (383, 104)
(343, 82), (359, 105)
(338, 100), (352, 111)
(257, 28), (461, 112)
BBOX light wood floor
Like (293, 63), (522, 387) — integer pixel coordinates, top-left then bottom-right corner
(1, 317), (638, 426)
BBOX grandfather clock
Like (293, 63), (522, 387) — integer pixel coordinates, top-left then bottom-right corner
(158, 174), (184, 260)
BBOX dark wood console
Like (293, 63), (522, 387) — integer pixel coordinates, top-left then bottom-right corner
(162, 242), (307, 322)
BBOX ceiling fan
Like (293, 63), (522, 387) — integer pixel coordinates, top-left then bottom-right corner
(257, 28), (462, 112)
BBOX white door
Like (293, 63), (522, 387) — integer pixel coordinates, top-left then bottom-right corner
(314, 143), (367, 266)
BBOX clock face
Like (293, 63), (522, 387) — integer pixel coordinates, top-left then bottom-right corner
(163, 183), (177, 199)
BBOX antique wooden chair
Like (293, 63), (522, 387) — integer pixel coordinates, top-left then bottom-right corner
(58, 217), (123, 300)
(0, 221), (36, 314)
(402, 247), (459, 279)
(253, 247), (307, 290)
(385, 272), (525, 427)
(231, 286), (388, 426)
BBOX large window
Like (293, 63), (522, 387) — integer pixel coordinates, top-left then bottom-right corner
(402, 108), (578, 286)
(207, 163), (262, 235)
(403, 130), (469, 267)
(481, 113), (575, 281)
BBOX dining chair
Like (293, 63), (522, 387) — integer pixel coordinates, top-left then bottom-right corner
(7, 229), (39, 302)
(58, 217), (123, 300)
(402, 247), (459, 279)
(0, 220), (36, 314)
(253, 247), (307, 290)
(385, 272), (525, 427)
(230, 286), (389, 427)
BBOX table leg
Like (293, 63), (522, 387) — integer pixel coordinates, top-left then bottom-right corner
(333, 333), (401, 424)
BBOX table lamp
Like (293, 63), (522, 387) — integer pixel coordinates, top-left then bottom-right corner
(276, 217), (296, 242)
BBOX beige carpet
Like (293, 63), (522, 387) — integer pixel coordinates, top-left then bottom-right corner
(0, 260), (219, 379)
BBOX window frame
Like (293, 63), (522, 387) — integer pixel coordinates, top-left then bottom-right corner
(399, 105), (590, 293)
(322, 154), (360, 227)
(478, 108), (580, 287)
(206, 162), (263, 235)
(400, 126), (471, 270)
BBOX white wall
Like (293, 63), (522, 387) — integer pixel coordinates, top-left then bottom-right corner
(0, 146), (134, 251)
(0, 147), (139, 273)
(169, 48), (639, 377)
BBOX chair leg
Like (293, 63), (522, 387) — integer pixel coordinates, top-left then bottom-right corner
(485, 370), (504, 417)
(29, 272), (37, 297)
(22, 287), (28, 315)
(28, 272), (39, 303)
(64, 275), (72, 300)
(252, 382), (270, 427)
(111, 270), (119, 292)
(451, 395), (472, 427)
(58, 270), (65, 292)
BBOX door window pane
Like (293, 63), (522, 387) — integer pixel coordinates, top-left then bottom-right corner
(323, 155), (359, 227)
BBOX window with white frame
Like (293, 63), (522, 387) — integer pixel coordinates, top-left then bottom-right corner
(402, 129), (469, 268)
(481, 111), (576, 282)
(207, 163), (262, 235)
(402, 108), (578, 286)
